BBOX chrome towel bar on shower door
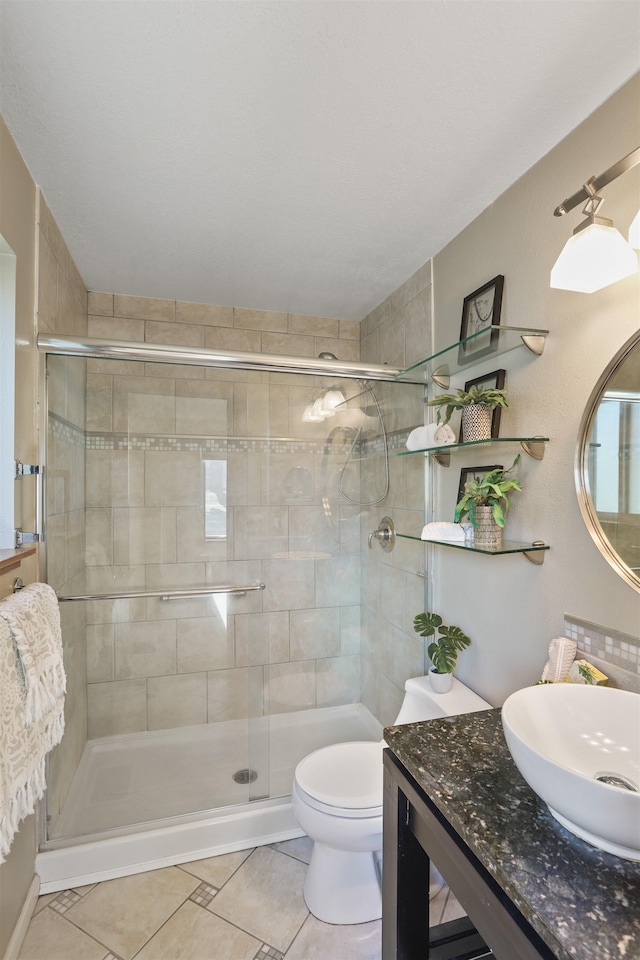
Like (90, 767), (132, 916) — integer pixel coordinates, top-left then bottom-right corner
(56, 582), (266, 602)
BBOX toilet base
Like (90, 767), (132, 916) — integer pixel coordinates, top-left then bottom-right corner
(304, 841), (382, 924)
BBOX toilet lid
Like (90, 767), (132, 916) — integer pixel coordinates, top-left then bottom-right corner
(294, 741), (384, 809)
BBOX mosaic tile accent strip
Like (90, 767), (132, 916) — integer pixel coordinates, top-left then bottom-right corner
(362, 428), (414, 455)
(49, 889), (82, 914)
(189, 880), (217, 907)
(85, 432), (344, 455)
(253, 944), (284, 960)
(564, 615), (640, 675)
(52, 410), (414, 456)
(49, 413), (85, 448)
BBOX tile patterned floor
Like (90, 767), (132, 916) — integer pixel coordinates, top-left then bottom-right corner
(19, 837), (466, 960)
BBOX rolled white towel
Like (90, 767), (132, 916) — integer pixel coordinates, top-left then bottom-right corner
(421, 522), (466, 542)
(406, 425), (434, 451)
(406, 423), (456, 451)
(433, 424), (456, 446)
(541, 637), (577, 683)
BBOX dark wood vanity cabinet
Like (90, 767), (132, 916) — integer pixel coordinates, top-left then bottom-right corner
(382, 749), (554, 960)
(382, 711), (640, 960)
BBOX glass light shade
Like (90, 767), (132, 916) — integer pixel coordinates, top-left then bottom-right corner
(302, 402), (324, 422)
(551, 222), (638, 293)
(628, 210), (640, 250)
(319, 389), (345, 417)
(312, 397), (329, 420)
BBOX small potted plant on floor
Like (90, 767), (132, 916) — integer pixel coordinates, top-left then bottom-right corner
(413, 611), (472, 693)
(427, 383), (508, 442)
(454, 455), (522, 548)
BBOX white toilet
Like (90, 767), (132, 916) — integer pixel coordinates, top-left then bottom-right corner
(292, 674), (491, 924)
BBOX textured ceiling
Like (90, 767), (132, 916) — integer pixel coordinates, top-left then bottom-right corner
(1, 1), (638, 321)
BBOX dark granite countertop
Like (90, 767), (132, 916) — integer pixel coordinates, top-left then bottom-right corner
(384, 708), (640, 960)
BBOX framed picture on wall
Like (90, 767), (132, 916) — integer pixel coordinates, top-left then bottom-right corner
(458, 369), (506, 442)
(458, 275), (504, 364)
(457, 464), (504, 507)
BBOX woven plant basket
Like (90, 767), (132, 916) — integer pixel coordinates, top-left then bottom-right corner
(461, 404), (492, 442)
(474, 505), (503, 549)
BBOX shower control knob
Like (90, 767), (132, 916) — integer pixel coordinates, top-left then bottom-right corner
(368, 517), (395, 552)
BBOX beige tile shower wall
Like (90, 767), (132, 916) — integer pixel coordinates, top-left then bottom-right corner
(36, 192), (89, 819)
(87, 292), (360, 361)
(83, 293), (362, 737)
(44, 367), (88, 819)
(359, 261), (432, 726)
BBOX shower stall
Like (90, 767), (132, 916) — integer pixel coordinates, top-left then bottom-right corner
(37, 336), (424, 891)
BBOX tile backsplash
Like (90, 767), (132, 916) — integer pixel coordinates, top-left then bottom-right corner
(564, 614), (640, 676)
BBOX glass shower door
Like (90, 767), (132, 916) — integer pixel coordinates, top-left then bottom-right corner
(45, 353), (268, 840)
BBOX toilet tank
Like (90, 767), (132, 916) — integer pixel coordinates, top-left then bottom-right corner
(394, 674), (491, 725)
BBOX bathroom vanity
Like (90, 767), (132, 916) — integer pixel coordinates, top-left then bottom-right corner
(382, 709), (640, 960)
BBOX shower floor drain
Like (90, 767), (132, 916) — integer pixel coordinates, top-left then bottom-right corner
(233, 768), (258, 785)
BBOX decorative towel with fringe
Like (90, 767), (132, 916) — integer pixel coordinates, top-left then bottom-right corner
(0, 583), (65, 862)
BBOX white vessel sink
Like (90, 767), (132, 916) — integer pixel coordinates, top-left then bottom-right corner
(502, 684), (640, 860)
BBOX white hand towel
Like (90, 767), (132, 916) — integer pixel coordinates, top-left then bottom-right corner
(421, 522), (466, 542)
(540, 637), (577, 683)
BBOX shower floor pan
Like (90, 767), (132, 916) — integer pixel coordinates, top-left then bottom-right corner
(37, 703), (382, 893)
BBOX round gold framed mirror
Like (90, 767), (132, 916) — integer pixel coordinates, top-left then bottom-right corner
(576, 329), (640, 593)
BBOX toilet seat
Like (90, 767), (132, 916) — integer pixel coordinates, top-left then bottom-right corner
(293, 780), (382, 820)
(294, 741), (384, 813)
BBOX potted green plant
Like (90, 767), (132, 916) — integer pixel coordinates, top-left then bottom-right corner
(454, 455), (522, 548)
(427, 383), (508, 442)
(413, 611), (472, 693)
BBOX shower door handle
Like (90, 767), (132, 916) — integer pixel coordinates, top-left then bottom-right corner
(57, 582), (266, 602)
(14, 461), (45, 546)
(159, 583), (264, 601)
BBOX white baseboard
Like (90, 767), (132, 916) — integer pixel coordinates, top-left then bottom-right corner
(3, 874), (39, 960)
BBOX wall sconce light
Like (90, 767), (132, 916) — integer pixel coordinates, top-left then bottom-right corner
(302, 399), (326, 422)
(302, 388), (346, 422)
(320, 389), (346, 417)
(551, 146), (640, 293)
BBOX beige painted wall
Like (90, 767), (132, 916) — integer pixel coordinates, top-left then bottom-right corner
(0, 116), (39, 960)
(429, 75), (640, 705)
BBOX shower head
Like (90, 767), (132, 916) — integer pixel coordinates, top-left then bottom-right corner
(318, 352), (338, 360)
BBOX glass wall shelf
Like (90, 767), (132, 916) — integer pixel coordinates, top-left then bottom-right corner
(395, 325), (548, 385)
(398, 436), (549, 464)
(397, 533), (549, 564)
